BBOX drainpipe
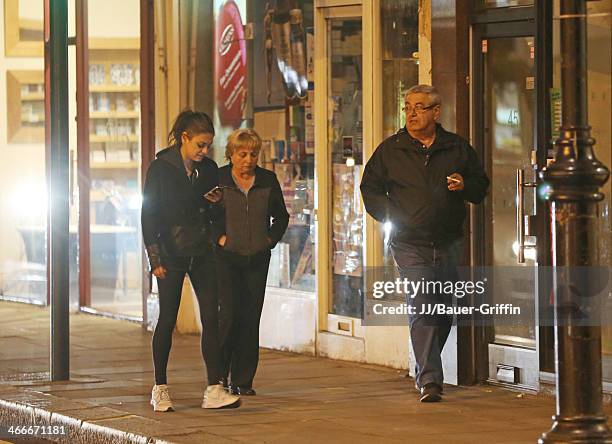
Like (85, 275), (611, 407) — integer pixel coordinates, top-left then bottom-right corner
(539, 0), (610, 442)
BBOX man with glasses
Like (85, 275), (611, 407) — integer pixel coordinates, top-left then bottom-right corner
(360, 85), (489, 402)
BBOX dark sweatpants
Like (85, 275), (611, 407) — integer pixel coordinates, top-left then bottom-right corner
(217, 248), (271, 388)
(152, 254), (223, 385)
(391, 239), (462, 389)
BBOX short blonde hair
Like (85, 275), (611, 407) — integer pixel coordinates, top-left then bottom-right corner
(225, 128), (262, 161)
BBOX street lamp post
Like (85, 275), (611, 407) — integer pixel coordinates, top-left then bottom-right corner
(539, 0), (610, 443)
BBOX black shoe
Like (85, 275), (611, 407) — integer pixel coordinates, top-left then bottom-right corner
(414, 382), (444, 394)
(230, 385), (256, 396)
(419, 383), (442, 402)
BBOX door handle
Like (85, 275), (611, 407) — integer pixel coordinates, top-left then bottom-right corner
(516, 168), (537, 264)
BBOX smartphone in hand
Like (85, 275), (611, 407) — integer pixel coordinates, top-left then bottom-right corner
(206, 185), (223, 194)
(204, 185), (225, 202)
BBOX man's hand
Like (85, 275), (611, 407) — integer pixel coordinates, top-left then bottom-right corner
(447, 173), (464, 191)
(152, 265), (167, 279)
(218, 235), (227, 247)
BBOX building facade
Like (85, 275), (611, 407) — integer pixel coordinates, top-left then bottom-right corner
(0, 0), (610, 391)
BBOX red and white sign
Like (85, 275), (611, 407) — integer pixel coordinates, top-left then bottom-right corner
(215, 0), (247, 128)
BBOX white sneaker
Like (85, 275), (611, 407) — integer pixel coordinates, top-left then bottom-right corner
(202, 384), (241, 409)
(151, 384), (174, 412)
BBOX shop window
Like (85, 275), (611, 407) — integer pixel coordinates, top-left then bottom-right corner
(186, 0), (316, 291)
(84, 2), (143, 317)
(327, 17), (363, 318)
(0, 2), (47, 306)
(254, 1), (315, 292)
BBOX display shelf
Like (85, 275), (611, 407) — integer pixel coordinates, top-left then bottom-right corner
(90, 134), (139, 143)
(89, 84), (140, 93)
(87, 45), (142, 238)
(21, 115), (44, 124)
(4, 0), (44, 56)
(90, 111), (139, 119)
(21, 93), (45, 101)
(91, 161), (139, 169)
(6, 70), (45, 143)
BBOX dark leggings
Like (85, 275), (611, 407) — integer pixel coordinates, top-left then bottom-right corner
(217, 249), (271, 388)
(152, 254), (222, 385)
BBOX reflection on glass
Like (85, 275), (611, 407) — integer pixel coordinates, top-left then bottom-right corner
(327, 18), (363, 318)
(485, 36), (536, 346)
(381, 0), (418, 269)
(266, 2), (309, 100)
(86, 2), (142, 318)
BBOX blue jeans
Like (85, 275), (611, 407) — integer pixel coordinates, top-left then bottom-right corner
(391, 239), (463, 388)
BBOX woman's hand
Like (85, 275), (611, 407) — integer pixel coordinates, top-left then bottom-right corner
(204, 188), (223, 203)
(218, 235), (227, 247)
(152, 265), (167, 279)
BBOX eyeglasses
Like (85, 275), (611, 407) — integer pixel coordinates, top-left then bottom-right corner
(402, 103), (438, 114)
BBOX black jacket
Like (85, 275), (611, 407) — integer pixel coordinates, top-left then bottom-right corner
(141, 146), (220, 269)
(214, 165), (289, 256)
(360, 124), (489, 246)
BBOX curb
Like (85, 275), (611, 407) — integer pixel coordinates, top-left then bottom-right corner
(0, 391), (169, 444)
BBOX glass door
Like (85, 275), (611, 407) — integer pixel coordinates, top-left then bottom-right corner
(474, 22), (541, 389)
(315, 4), (364, 336)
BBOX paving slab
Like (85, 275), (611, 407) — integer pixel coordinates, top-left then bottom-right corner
(1, 301), (610, 443)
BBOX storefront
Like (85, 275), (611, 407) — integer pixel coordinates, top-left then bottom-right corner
(164, 0), (426, 373)
(0, 0), (609, 390)
(153, 0), (612, 389)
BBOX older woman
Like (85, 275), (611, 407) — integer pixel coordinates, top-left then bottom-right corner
(212, 128), (289, 396)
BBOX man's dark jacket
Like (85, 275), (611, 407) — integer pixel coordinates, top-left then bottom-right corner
(214, 164), (289, 256)
(141, 146), (220, 269)
(360, 124), (489, 246)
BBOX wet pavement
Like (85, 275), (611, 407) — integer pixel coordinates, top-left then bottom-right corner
(0, 301), (610, 443)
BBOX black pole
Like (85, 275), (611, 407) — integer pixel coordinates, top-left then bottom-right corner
(539, 0), (610, 442)
(46, 0), (70, 381)
(245, 0), (254, 129)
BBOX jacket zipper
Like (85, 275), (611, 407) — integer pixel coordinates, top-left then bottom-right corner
(245, 190), (250, 256)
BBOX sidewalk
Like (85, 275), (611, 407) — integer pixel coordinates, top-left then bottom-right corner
(0, 301), (610, 443)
